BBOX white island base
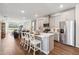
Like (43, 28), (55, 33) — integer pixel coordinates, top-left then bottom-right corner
(36, 33), (54, 55)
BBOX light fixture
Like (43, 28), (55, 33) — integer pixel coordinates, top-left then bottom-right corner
(21, 10), (24, 13)
(60, 4), (63, 8)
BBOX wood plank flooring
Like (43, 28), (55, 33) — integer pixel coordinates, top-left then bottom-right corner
(1, 33), (79, 55)
(1, 33), (25, 55)
(50, 41), (79, 55)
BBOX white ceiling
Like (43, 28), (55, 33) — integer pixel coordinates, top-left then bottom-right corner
(0, 3), (76, 19)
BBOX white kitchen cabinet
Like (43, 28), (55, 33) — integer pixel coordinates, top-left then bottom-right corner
(36, 17), (49, 31)
(61, 9), (75, 21)
(50, 9), (75, 42)
(36, 33), (54, 54)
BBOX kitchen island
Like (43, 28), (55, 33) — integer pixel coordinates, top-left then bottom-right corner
(36, 33), (54, 54)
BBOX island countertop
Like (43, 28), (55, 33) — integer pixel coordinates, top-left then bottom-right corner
(35, 33), (54, 37)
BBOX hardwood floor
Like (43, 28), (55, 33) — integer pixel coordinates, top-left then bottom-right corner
(1, 33), (25, 55)
(1, 33), (79, 55)
(50, 41), (79, 55)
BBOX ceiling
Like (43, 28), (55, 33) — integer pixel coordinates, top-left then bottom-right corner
(0, 3), (76, 19)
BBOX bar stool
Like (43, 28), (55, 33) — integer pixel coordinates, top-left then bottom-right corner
(28, 34), (41, 55)
(24, 32), (30, 50)
(20, 32), (27, 48)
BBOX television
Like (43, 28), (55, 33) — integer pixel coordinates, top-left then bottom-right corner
(43, 23), (49, 27)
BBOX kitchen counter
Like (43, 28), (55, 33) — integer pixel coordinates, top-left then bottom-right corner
(36, 33), (54, 54)
(38, 33), (54, 37)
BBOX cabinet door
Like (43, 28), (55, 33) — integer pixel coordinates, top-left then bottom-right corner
(49, 35), (54, 51)
(51, 15), (61, 41)
(42, 37), (49, 54)
(50, 17), (55, 29)
(61, 9), (75, 21)
(53, 15), (61, 29)
(1, 23), (5, 39)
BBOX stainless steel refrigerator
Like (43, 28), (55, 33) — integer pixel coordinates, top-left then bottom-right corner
(59, 20), (76, 46)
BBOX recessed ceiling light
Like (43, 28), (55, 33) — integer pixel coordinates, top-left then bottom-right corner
(60, 4), (63, 8)
(21, 10), (24, 13)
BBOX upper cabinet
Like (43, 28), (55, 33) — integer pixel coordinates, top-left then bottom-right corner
(50, 8), (75, 29)
(61, 9), (75, 21)
(36, 17), (49, 31)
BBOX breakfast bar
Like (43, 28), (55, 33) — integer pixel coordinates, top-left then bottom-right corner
(36, 33), (54, 54)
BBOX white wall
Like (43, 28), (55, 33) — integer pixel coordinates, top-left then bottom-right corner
(75, 4), (79, 47)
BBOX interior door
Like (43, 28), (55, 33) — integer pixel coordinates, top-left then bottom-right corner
(1, 23), (5, 39)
